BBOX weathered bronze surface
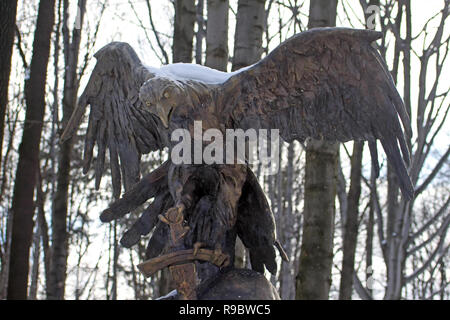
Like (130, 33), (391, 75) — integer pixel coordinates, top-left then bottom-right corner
(169, 263), (197, 300)
(137, 248), (230, 277)
(62, 27), (414, 300)
(159, 268), (281, 300)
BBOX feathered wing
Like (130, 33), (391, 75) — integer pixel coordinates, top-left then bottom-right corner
(99, 160), (173, 257)
(236, 168), (288, 275)
(61, 42), (168, 198)
(223, 27), (414, 199)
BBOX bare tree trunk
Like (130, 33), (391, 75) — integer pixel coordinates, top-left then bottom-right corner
(307, 0), (337, 29)
(0, 208), (13, 299)
(0, 0), (18, 164)
(36, 170), (50, 293)
(361, 0), (380, 298)
(296, 0), (338, 300)
(195, 0), (205, 65)
(157, 268), (171, 297)
(28, 220), (41, 300)
(231, 0), (266, 268)
(7, 0), (56, 300)
(173, 0), (196, 63)
(366, 169), (375, 296)
(205, 0), (229, 71)
(231, 0), (266, 71)
(339, 142), (363, 300)
(0, 100), (19, 298)
(296, 141), (338, 300)
(279, 143), (295, 299)
(384, 0), (413, 300)
(111, 221), (119, 300)
(42, 0), (62, 296)
(47, 0), (86, 300)
(384, 163), (404, 300)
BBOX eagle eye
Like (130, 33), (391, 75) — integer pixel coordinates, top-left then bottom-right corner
(163, 91), (170, 99)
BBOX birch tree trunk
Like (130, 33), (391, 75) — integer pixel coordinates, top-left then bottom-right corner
(173, 0), (196, 63)
(0, 0), (18, 165)
(231, 0), (265, 71)
(195, 0), (205, 65)
(231, 0), (266, 268)
(296, 0), (338, 300)
(279, 143), (295, 299)
(7, 0), (56, 299)
(205, 0), (229, 71)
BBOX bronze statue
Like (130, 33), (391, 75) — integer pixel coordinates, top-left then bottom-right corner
(62, 27), (413, 300)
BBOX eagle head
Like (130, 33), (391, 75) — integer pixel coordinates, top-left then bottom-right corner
(139, 76), (185, 128)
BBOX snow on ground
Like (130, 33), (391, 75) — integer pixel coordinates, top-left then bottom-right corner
(155, 289), (178, 300)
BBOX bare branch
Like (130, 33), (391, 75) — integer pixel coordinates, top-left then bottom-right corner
(353, 272), (373, 300)
(415, 146), (450, 196)
(14, 25), (29, 69)
(404, 214), (450, 283)
(407, 195), (450, 246)
(128, 0), (166, 65)
(78, 1), (107, 80)
(145, 0), (170, 64)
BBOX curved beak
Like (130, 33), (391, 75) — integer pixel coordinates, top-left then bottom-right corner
(155, 103), (172, 128)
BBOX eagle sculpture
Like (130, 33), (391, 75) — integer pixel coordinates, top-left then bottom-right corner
(62, 28), (414, 299)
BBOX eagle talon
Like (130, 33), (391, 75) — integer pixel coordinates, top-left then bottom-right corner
(193, 242), (205, 256)
(175, 226), (190, 242)
(166, 207), (183, 224)
(212, 245), (225, 265)
(158, 214), (170, 224)
(159, 204), (185, 225)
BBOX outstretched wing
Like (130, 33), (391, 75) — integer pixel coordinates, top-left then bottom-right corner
(236, 168), (288, 275)
(61, 42), (168, 197)
(223, 28), (414, 199)
(99, 160), (173, 259)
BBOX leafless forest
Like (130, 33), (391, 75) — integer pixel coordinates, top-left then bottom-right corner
(0, 0), (449, 300)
